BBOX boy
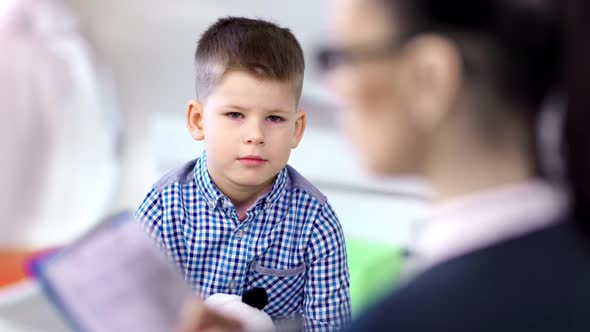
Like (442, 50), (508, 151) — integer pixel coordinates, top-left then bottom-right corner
(136, 17), (350, 331)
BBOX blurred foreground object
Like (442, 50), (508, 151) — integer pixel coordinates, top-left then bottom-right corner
(0, 0), (120, 330)
(33, 212), (192, 332)
(0, 0), (120, 250)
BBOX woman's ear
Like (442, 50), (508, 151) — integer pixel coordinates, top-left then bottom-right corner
(400, 34), (463, 131)
(291, 109), (307, 149)
(186, 100), (205, 141)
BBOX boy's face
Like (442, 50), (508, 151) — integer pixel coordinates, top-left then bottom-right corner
(187, 70), (306, 192)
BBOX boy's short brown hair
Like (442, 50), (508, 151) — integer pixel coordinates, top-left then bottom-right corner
(194, 17), (305, 102)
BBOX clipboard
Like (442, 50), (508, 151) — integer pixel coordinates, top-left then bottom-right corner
(30, 211), (193, 332)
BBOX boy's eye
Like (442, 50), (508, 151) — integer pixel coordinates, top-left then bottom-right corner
(226, 112), (244, 119)
(267, 115), (284, 123)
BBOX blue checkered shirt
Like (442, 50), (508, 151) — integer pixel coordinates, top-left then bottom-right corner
(135, 155), (350, 331)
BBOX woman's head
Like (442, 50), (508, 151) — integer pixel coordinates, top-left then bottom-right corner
(322, 0), (565, 195)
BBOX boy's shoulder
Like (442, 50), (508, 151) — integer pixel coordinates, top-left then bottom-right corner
(285, 165), (327, 205)
(153, 159), (198, 192)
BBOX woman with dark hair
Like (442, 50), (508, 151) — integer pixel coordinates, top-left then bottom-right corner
(316, 0), (590, 330)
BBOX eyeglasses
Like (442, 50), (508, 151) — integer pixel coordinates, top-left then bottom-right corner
(316, 41), (403, 72)
(316, 39), (479, 78)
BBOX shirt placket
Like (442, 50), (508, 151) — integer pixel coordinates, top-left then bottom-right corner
(221, 198), (256, 294)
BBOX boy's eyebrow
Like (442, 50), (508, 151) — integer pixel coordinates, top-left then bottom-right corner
(222, 104), (249, 111)
(265, 108), (291, 114)
(222, 104), (292, 114)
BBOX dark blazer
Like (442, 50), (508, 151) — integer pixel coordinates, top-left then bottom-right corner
(347, 218), (590, 332)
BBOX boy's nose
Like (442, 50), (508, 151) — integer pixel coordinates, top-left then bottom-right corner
(243, 124), (265, 145)
(245, 136), (264, 145)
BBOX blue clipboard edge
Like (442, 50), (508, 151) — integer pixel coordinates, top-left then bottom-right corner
(29, 211), (135, 332)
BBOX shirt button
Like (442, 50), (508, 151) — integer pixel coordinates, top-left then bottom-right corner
(228, 279), (237, 291)
(236, 229), (245, 239)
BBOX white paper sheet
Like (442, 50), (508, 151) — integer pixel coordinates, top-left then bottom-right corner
(40, 213), (192, 332)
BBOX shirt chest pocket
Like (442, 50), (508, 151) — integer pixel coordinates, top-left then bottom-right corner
(245, 261), (307, 317)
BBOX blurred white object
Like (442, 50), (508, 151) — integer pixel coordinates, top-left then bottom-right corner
(0, 280), (69, 332)
(0, 1), (120, 331)
(204, 293), (275, 332)
(0, 0), (120, 249)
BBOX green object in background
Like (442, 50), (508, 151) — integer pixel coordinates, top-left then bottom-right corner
(346, 239), (403, 316)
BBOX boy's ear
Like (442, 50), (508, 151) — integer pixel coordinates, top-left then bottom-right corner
(186, 100), (205, 141)
(291, 109), (307, 149)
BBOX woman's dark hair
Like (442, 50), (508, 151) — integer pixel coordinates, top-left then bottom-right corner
(383, 0), (590, 225)
(563, 1), (590, 226)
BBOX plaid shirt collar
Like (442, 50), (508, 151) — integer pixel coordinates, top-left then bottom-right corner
(194, 151), (289, 211)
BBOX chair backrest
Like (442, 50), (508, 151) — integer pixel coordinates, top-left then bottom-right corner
(346, 238), (403, 316)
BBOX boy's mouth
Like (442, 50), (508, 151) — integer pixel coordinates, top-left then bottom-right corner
(238, 155), (267, 166)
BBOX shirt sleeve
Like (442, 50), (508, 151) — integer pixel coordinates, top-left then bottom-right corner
(303, 201), (351, 331)
(134, 187), (165, 250)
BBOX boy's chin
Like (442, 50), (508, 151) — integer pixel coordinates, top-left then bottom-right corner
(229, 174), (275, 189)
